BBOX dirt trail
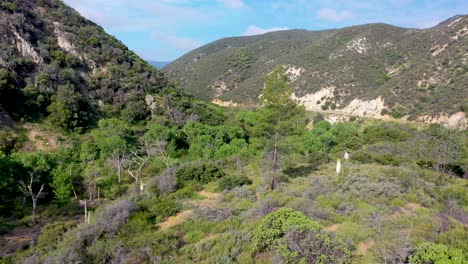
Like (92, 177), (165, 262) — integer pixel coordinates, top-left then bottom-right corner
(157, 190), (222, 230)
(158, 210), (194, 230)
(0, 226), (41, 257)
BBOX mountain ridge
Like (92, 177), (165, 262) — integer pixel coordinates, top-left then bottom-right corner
(165, 15), (468, 128)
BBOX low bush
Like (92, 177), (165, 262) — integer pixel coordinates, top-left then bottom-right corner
(341, 174), (403, 200)
(36, 221), (77, 254)
(281, 227), (351, 263)
(45, 200), (137, 263)
(408, 243), (467, 264)
(194, 207), (234, 221)
(253, 208), (351, 263)
(173, 184), (199, 199)
(218, 175), (252, 190)
(175, 163), (225, 187)
(351, 150), (402, 165)
(363, 123), (412, 144)
(152, 171), (177, 195)
(138, 197), (181, 223)
(253, 208), (321, 250)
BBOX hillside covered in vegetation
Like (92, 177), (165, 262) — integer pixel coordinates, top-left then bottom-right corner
(0, 0), (220, 132)
(0, 1), (467, 264)
(165, 16), (468, 127)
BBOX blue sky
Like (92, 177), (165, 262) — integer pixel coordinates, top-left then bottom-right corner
(63, 0), (468, 61)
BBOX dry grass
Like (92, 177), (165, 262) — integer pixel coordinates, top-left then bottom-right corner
(190, 190), (222, 208)
(158, 190), (223, 230)
(158, 210), (193, 230)
(389, 203), (422, 219)
(325, 223), (341, 232)
(357, 239), (375, 255)
(22, 123), (67, 151)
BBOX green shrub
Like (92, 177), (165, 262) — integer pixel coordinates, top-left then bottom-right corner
(391, 105), (408, 118)
(3, 2), (17, 12)
(175, 163), (225, 187)
(0, 131), (22, 154)
(138, 197), (181, 223)
(253, 208), (351, 263)
(253, 207), (320, 250)
(173, 184), (199, 199)
(313, 121), (331, 132)
(280, 227), (351, 264)
(363, 123), (412, 144)
(218, 175), (252, 190)
(36, 221), (76, 254)
(409, 243), (467, 264)
(341, 174), (403, 200)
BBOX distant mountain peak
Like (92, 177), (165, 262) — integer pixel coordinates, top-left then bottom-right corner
(435, 14), (467, 27)
(148, 61), (171, 69)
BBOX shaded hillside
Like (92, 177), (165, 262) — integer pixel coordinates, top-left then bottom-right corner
(0, 0), (205, 132)
(166, 16), (468, 126)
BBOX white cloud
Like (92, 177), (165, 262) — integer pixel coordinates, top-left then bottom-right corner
(244, 26), (290, 36)
(151, 32), (201, 51)
(317, 8), (354, 22)
(218, 0), (246, 9)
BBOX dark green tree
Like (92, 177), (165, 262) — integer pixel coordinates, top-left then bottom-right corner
(47, 85), (96, 132)
(250, 66), (307, 189)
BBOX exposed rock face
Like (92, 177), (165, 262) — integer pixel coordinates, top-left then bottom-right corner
(12, 29), (43, 64)
(211, 81), (228, 98)
(291, 87), (335, 112)
(53, 22), (98, 72)
(285, 65), (304, 82)
(211, 99), (239, 107)
(417, 112), (467, 129)
(339, 97), (386, 118)
(53, 22), (82, 60)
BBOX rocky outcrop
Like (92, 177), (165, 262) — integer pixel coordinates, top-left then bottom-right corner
(12, 29), (43, 64)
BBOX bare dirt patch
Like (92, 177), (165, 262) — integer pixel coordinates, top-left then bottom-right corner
(324, 223), (341, 232)
(389, 203), (422, 219)
(157, 190), (223, 230)
(23, 124), (68, 151)
(357, 239), (375, 255)
(211, 99), (239, 107)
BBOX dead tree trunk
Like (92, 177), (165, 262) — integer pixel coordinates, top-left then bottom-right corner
(19, 171), (45, 224)
(109, 150), (126, 183)
(125, 148), (148, 184)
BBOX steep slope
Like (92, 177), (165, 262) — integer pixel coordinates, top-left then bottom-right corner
(0, 0), (184, 131)
(165, 16), (468, 127)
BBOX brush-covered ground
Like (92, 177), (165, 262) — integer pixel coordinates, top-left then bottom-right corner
(0, 68), (467, 264)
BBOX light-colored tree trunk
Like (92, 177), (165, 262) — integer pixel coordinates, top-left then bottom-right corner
(20, 171), (45, 224)
(84, 200), (88, 223)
